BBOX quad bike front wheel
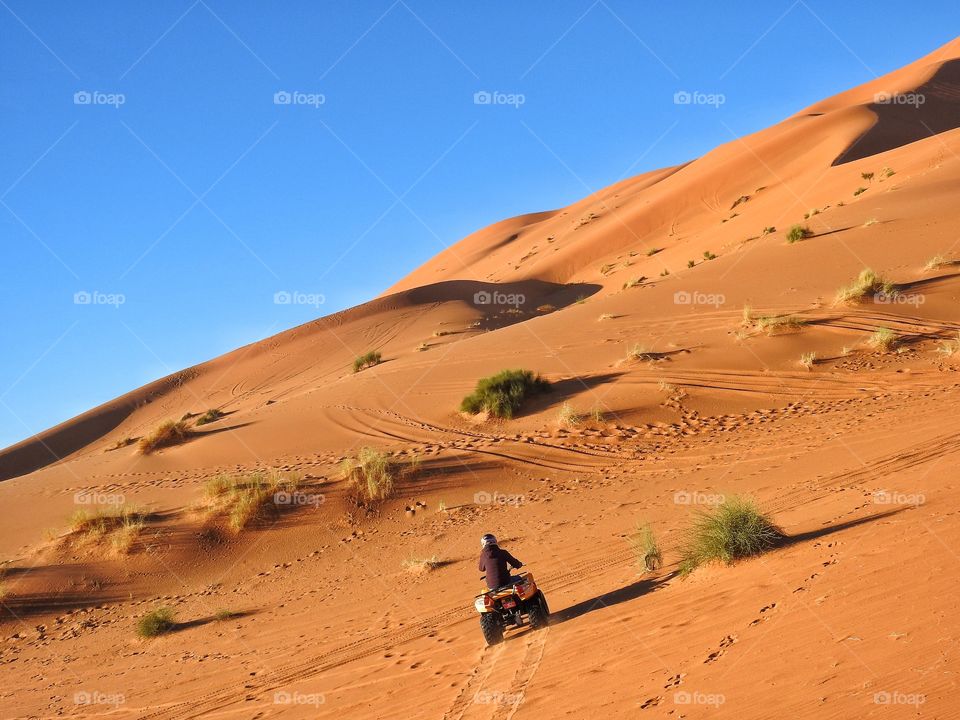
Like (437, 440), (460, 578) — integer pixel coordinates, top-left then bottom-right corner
(480, 612), (504, 645)
(528, 591), (550, 629)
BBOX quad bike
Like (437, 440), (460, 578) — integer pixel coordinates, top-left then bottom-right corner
(474, 571), (550, 645)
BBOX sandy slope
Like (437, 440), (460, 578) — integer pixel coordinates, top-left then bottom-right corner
(3, 36), (960, 720)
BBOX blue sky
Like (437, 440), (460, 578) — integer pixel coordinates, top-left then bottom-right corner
(1, 1), (956, 450)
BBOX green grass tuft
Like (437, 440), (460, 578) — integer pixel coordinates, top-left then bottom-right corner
(353, 350), (382, 373)
(678, 497), (783, 576)
(460, 369), (549, 419)
(137, 607), (175, 638)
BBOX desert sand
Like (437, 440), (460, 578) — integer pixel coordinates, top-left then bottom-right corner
(2, 37), (960, 719)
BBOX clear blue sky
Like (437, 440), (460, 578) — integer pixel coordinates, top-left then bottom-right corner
(1, 1), (956, 450)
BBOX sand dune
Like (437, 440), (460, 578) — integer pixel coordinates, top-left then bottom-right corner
(3, 36), (960, 720)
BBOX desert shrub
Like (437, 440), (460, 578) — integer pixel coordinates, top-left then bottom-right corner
(214, 609), (240, 621)
(924, 255), (949, 271)
(460, 369), (549, 419)
(204, 470), (303, 532)
(353, 350), (382, 373)
(786, 224), (812, 243)
(861, 171), (874, 182)
(703, 251), (717, 260)
(834, 268), (895, 304)
(646, 247), (662, 256)
(138, 420), (191, 454)
(755, 315), (807, 335)
(678, 497), (782, 575)
(68, 506), (146, 552)
(195, 408), (224, 426)
(111, 437), (135, 450)
(137, 607), (175, 638)
(597, 313), (615, 321)
(800, 351), (817, 370)
(557, 402), (582, 427)
(867, 327), (897, 352)
(403, 555), (442, 572)
(686, 259), (695, 268)
(881, 167), (895, 178)
(341, 447), (396, 503)
(761, 226), (776, 235)
(627, 344), (659, 361)
(853, 186), (867, 196)
(936, 331), (960, 356)
(630, 523), (662, 572)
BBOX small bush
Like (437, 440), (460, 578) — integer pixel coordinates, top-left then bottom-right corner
(853, 186), (867, 196)
(867, 327), (897, 352)
(646, 247), (662, 256)
(557, 402), (582, 427)
(755, 315), (807, 335)
(627, 344), (659, 361)
(204, 470), (303, 532)
(924, 254), (949, 271)
(403, 555), (442, 573)
(111, 436), (135, 450)
(800, 351), (817, 370)
(138, 420), (191, 454)
(214, 609), (240, 621)
(597, 313), (615, 321)
(861, 171), (874, 182)
(341, 447), (396, 503)
(137, 607), (175, 638)
(460, 369), (549, 419)
(881, 167), (895, 178)
(630, 523), (662, 572)
(834, 268), (895, 304)
(353, 350), (382, 373)
(761, 226), (776, 235)
(678, 497), (782, 575)
(786, 224), (812, 243)
(703, 251), (717, 260)
(660, 269), (669, 277)
(936, 331), (960, 356)
(195, 408), (224, 426)
(686, 259), (695, 268)
(68, 506), (146, 552)
(863, 218), (879, 227)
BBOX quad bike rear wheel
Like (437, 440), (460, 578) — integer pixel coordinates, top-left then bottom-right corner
(480, 612), (504, 645)
(528, 591), (550, 629)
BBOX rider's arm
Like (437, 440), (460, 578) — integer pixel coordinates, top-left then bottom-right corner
(504, 551), (522, 569)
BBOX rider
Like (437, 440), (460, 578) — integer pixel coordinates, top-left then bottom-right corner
(478, 533), (523, 590)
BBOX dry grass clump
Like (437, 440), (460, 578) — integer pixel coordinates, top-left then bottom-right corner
(786, 224), (812, 243)
(111, 436), (135, 450)
(626, 344), (660, 361)
(67, 507), (147, 554)
(630, 523), (662, 572)
(403, 555), (443, 573)
(597, 313), (615, 321)
(867, 327), (898, 352)
(341, 447), (397, 504)
(799, 351), (817, 370)
(924, 254), (950, 271)
(204, 470), (303, 532)
(136, 607), (175, 638)
(751, 315), (807, 335)
(195, 408), (224, 426)
(834, 268), (895, 304)
(936, 330), (960, 356)
(138, 420), (191, 454)
(353, 350), (382, 373)
(557, 402), (582, 427)
(678, 497), (783, 576)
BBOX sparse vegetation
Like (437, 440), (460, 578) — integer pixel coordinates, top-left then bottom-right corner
(353, 350), (382, 373)
(867, 327), (898, 352)
(403, 555), (443, 572)
(340, 447), (398, 503)
(924, 254), (949, 271)
(597, 313), (615, 321)
(853, 186), (867, 196)
(936, 331), (960, 356)
(703, 251), (717, 260)
(459, 369), (549, 419)
(557, 402), (582, 427)
(687, 259), (695, 268)
(834, 268), (895, 304)
(204, 470), (304, 532)
(416, 342), (429, 352)
(195, 408), (224, 426)
(111, 436), (135, 450)
(861, 171), (875, 183)
(537, 304), (556, 313)
(630, 523), (662, 572)
(678, 497), (783, 576)
(627, 344), (658, 361)
(137, 607), (175, 638)
(600, 263), (616, 275)
(138, 420), (191, 454)
(754, 315), (808, 335)
(575, 295), (587, 304)
(881, 167), (895, 178)
(863, 218), (879, 227)
(646, 247), (662, 256)
(622, 277), (644, 289)
(800, 351), (817, 370)
(761, 226), (776, 235)
(590, 404), (606, 423)
(68, 506), (147, 553)
(214, 609), (240, 621)
(660, 269), (670, 277)
(786, 224), (812, 243)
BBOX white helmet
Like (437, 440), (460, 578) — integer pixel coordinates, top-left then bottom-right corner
(481, 533), (497, 547)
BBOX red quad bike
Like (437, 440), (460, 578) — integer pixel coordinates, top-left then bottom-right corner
(474, 571), (550, 645)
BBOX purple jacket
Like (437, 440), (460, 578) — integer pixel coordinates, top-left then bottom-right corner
(479, 545), (522, 589)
